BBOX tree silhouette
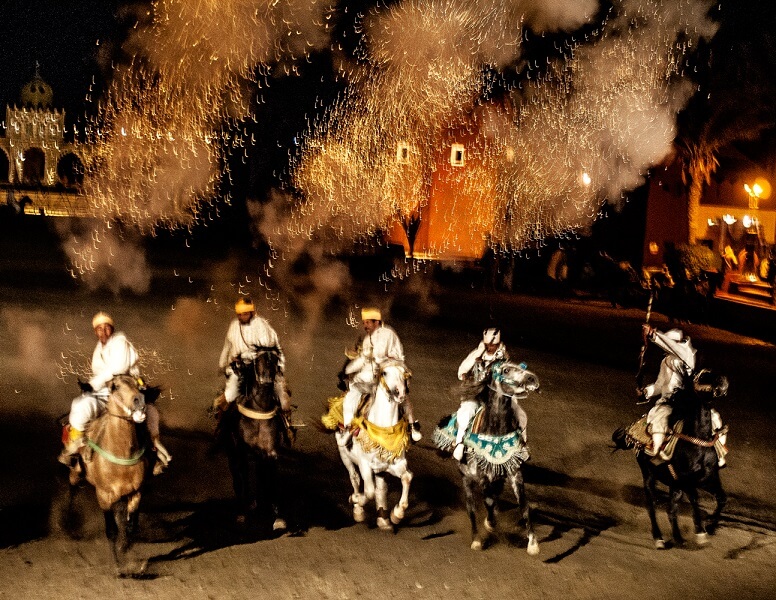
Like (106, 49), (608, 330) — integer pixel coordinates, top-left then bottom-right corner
(676, 1), (776, 243)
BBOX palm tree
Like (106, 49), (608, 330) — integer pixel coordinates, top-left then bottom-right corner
(676, 1), (776, 244)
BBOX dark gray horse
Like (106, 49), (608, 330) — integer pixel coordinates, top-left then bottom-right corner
(613, 369), (728, 549)
(435, 361), (540, 554)
(222, 347), (288, 531)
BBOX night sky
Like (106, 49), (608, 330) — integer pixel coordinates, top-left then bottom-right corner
(0, 0), (130, 120)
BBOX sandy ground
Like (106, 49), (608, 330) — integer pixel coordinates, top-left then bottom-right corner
(1, 278), (775, 599)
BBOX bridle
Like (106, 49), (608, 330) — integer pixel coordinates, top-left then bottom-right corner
(378, 361), (410, 402)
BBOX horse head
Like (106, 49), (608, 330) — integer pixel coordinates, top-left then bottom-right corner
(378, 359), (411, 404)
(693, 369), (729, 403)
(489, 361), (540, 398)
(238, 346), (280, 390)
(108, 375), (146, 423)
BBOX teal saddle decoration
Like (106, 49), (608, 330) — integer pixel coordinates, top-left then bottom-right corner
(433, 411), (528, 477)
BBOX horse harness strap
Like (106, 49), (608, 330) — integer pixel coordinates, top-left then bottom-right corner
(237, 404), (278, 420)
(86, 438), (145, 466)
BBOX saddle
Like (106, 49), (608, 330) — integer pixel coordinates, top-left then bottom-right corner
(625, 417), (682, 461)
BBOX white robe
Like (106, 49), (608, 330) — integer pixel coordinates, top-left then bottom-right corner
(70, 332), (141, 432)
(342, 325), (404, 426)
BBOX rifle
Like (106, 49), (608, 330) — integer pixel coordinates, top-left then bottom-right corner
(635, 279), (655, 391)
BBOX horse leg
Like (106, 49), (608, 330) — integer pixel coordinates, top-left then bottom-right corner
(461, 473), (482, 550)
(483, 478), (503, 534)
(704, 475), (727, 536)
(668, 486), (685, 547)
(640, 465), (665, 549)
(375, 474), (393, 531)
(509, 470), (539, 556)
(227, 445), (250, 523)
(391, 466), (413, 525)
(107, 498), (131, 574)
(263, 457), (286, 533)
(686, 488), (709, 546)
(339, 447), (365, 522)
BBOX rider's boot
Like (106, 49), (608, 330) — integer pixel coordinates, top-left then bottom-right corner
(452, 443), (465, 461)
(410, 421), (422, 443)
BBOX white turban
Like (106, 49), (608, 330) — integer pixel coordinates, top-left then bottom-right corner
(92, 312), (114, 329)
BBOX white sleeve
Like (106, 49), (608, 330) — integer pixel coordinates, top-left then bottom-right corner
(218, 322), (235, 369)
(458, 343), (485, 380)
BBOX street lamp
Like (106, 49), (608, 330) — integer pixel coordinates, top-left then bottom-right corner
(744, 182), (762, 209)
(744, 177), (771, 210)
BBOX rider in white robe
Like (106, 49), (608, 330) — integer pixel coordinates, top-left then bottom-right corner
(452, 328), (527, 461)
(642, 326), (726, 465)
(341, 307), (420, 441)
(218, 297), (291, 412)
(60, 312), (171, 470)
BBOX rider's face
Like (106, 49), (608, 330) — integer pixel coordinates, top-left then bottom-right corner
(363, 319), (380, 335)
(237, 311), (253, 324)
(485, 342), (499, 354)
(94, 323), (113, 345)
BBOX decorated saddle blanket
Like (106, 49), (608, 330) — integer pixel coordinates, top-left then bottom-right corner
(351, 415), (409, 461)
(321, 394), (409, 460)
(433, 412), (529, 477)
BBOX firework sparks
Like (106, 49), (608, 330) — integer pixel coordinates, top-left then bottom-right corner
(78, 0), (333, 231)
(287, 0), (717, 257)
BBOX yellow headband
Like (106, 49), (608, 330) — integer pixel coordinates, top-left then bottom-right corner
(92, 312), (114, 329)
(235, 298), (255, 314)
(361, 307), (382, 321)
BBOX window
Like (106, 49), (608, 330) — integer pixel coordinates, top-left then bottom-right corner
(450, 143), (465, 167)
(396, 142), (411, 164)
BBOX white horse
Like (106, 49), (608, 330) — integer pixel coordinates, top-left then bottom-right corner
(331, 359), (414, 530)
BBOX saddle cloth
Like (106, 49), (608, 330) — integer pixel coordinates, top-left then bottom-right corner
(433, 412), (528, 476)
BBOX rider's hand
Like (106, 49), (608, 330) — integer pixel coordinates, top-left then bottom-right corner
(642, 324), (654, 342)
(78, 380), (93, 393)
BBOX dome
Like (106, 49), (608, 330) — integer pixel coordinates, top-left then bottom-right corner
(20, 74), (53, 109)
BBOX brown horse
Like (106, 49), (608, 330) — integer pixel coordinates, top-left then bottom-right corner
(74, 375), (151, 575)
(222, 347), (288, 532)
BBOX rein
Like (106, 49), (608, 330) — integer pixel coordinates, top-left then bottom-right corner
(86, 438), (146, 466)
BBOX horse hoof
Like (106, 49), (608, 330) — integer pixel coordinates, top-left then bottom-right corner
(377, 517), (393, 531)
(273, 518), (287, 532)
(484, 519), (496, 533)
(527, 537), (540, 556)
(390, 505), (404, 524)
(353, 505), (366, 523)
(696, 532), (709, 546)
(654, 539), (666, 550)
(470, 539), (482, 551)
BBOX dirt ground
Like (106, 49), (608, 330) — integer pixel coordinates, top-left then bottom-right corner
(1, 279), (775, 599)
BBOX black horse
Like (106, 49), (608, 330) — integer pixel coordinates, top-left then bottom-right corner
(222, 347), (288, 531)
(435, 361), (540, 554)
(613, 369), (728, 549)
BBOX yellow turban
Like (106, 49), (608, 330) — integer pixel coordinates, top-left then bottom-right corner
(235, 298), (255, 314)
(92, 312), (114, 329)
(361, 307), (382, 321)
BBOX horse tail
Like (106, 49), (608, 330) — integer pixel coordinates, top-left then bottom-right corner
(611, 426), (634, 452)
